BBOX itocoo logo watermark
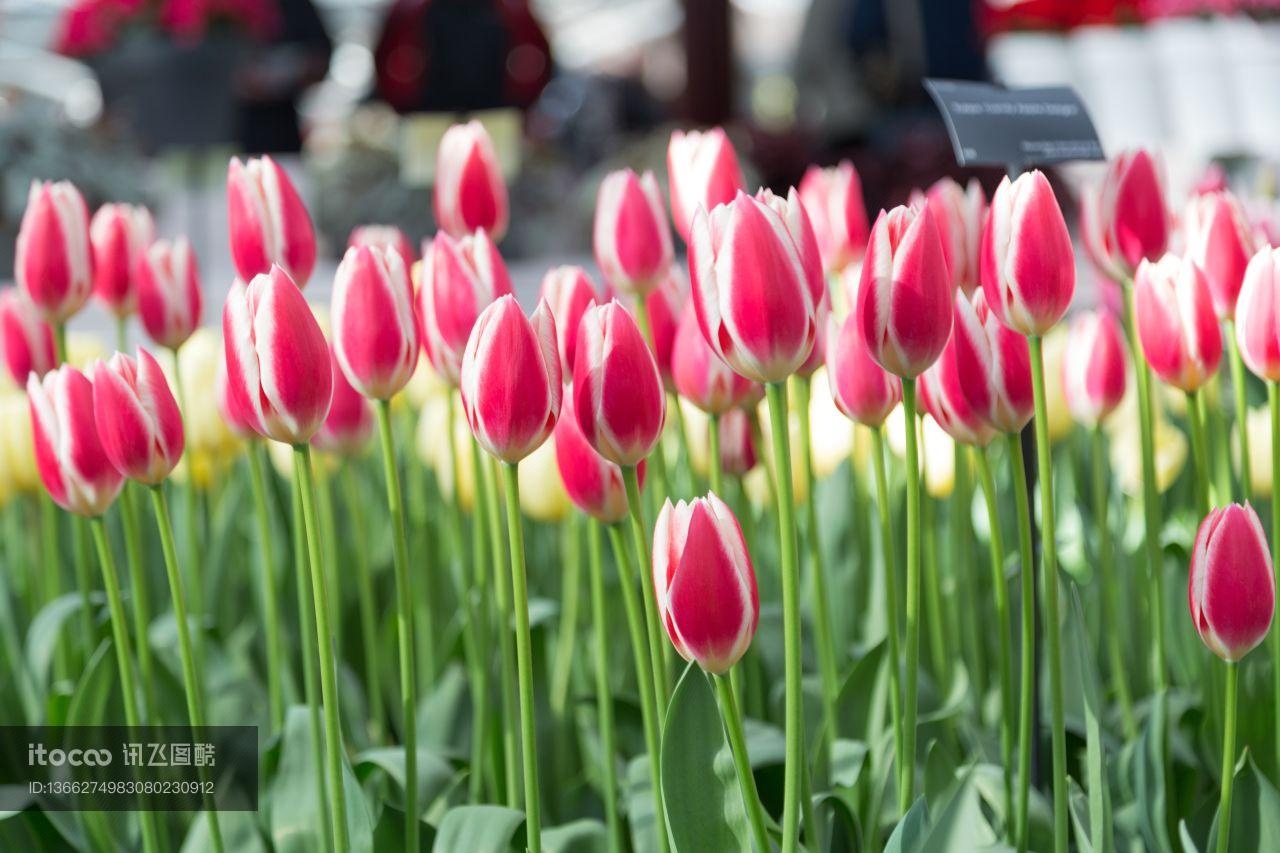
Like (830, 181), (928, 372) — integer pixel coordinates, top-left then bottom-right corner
(27, 744), (113, 767)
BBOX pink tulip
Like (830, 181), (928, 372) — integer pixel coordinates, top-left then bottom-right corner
(435, 120), (509, 242)
(855, 204), (952, 379)
(15, 180), (93, 324)
(689, 191), (819, 383)
(949, 289), (1034, 434)
(331, 244), (418, 400)
(797, 160), (870, 273)
(227, 155), (317, 287)
(215, 355), (256, 439)
(27, 365), (124, 516)
(1189, 503), (1275, 662)
(417, 229), (513, 385)
(1081, 149), (1170, 282)
(980, 170), (1075, 337)
(918, 352), (996, 448)
(460, 295), (561, 463)
(653, 493), (759, 674)
(90, 203), (154, 316)
(1236, 247), (1280, 382)
(594, 169), (674, 295)
(572, 301), (666, 467)
(0, 288), (57, 385)
(222, 266), (333, 445)
(667, 127), (745, 243)
(921, 177), (986, 294)
(639, 266), (686, 390)
(313, 347), (375, 456)
(349, 224), (416, 271)
(1062, 310), (1128, 428)
(540, 266), (599, 378)
(554, 393), (643, 523)
(136, 237), (203, 352)
(91, 348), (184, 485)
(1183, 191), (1255, 320)
(718, 409), (757, 476)
(825, 309), (901, 428)
(672, 304), (757, 415)
(1134, 254), (1222, 393)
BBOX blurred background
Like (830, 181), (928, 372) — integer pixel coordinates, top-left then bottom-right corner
(2, 0), (1280, 320)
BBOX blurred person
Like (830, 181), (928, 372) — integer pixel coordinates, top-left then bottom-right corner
(235, 0), (333, 153)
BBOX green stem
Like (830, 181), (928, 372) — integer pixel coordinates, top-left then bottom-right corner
(115, 314), (128, 353)
(71, 518), (95, 660)
(870, 427), (904, 810)
(1186, 389), (1213, 516)
(467, 435), (499, 803)
(294, 445), (350, 853)
(170, 350), (206, 668)
(670, 393), (698, 492)
(373, 402), (417, 850)
(898, 379), (922, 811)
(551, 514), (583, 718)
(587, 520), (623, 853)
(0, 518), (38, 722)
(714, 671), (772, 853)
(953, 444), (984, 697)
(1217, 661), (1239, 853)
(247, 442), (287, 731)
(38, 495), (69, 681)
(1009, 434), (1035, 853)
(709, 413), (723, 496)
(343, 463), (383, 742)
(316, 463), (343, 660)
(1090, 427), (1137, 738)
(147, 486), (225, 853)
(117, 486), (155, 719)
(1226, 321), (1252, 503)
(622, 465), (669, 709)
(53, 322), (67, 364)
(1270, 382), (1280, 773)
(479, 447), (519, 806)
(921, 473), (949, 689)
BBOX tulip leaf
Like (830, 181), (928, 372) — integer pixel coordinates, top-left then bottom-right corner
(918, 766), (998, 851)
(625, 755), (659, 853)
(1205, 752), (1280, 852)
(430, 804), (525, 852)
(1064, 587), (1112, 852)
(542, 818), (610, 853)
(354, 746), (457, 818)
(659, 662), (751, 853)
(180, 810), (266, 853)
(884, 795), (929, 853)
(25, 592), (95, 693)
(1133, 689), (1173, 853)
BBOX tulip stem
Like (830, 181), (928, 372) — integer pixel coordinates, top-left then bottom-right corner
(53, 322), (67, 364)
(765, 380), (809, 852)
(587, 519), (624, 853)
(342, 463), (383, 742)
(1008, 433), (1035, 853)
(71, 518), (95, 660)
(1217, 661), (1239, 853)
(117, 486), (156, 719)
(147, 485), (225, 853)
(671, 393), (698, 491)
(551, 514), (583, 720)
(1186, 389), (1213, 516)
(1226, 322), (1252, 503)
(293, 445), (350, 853)
(247, 442), (287, 731)
(1269, 381), (1280, 772)
(605, 522), (671, 853)
(897, 378), (922, 812)
(87, 516), (162, 853)
(1089, 427), (1136, 739)
(714, 671), (772, 853)
(709, 413), (723, 495)
(953, 444), (984, 697)
(974, 446), (1014, 832)
(170, 351), (206, 669)
(373, 401), (417, 851)
(467, 435), (501, 803)
(622, 465), (669, 708)
(499, 462), (543, 853)
(870, 426), (904, 810)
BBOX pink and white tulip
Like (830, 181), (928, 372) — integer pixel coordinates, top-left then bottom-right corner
(825, 310), (901, 428)
(639, 267), (686, 389)
(1134, 254), (1222, 393)
(1236, 247), (1280, 382)
(1189, 503), (1275, 662)
(718, 409), (757, 476)
(798, 160), (870, 273)
(349, 224), (416, 270)
(227, 155), (317, 287)
(918, 351), (996, 448)
(90, 203), (154, 316)
(15, 180), (93, 324)
(593, 169), (673, 296)
(91, 348), (184, 485)
(667, 127), (745, 243)
(554, 393), (642, 523)
(435, 120), (509, 242)
(672, 304), (757, 415)
(27, 365), (124, 516)
(1062, 310), (1128, 428)
(417, 229), (513, 385)
(313, 347), (375, 456)
(1081, 149), (1170, 282)
(949, 289), (1033, 434)
(0, 288), (57, 385)
(920, 177), (986, 295)
(136, 237), (203, 352)
(1183, 191), (1256, 320)
(331, 244), (418, 400)
(540, 266), (599, 378)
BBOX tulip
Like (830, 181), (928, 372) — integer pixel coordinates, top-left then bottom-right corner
(0, 288), (57, 386)
(435, 120), (509, 242)
(227, 155), (317, 287)
(1134, 255), (1222, 394)
(949, 289), (1034, 435)
(1235, 247), (1280, 382)
(0, 392), (40, 498)
(222, 266), (333, 446)
(349, 224), (415, 270)
(91, 348), (184, 485)
(921, 177), (986, 294)
(27, 364), (124, 516)
(15, 180), (93, 325)
(136, 237), (203, 352)
(313, 347), (374, 456)
(554, 393), (640, 523)
(331, 244), (418, 400)
(918, 349), (996, 449)
(460, 295), (561, 464)
(798, 160), (870, 273)
(1061, 310), (1128, 428)
(1234, 406), (1273, 499)
(718, 408), (757, 476)
(667, 127), (745, 242)
(689, 191), (820, 383)
(417, 229), (513, 385)
(1185, 191), (1255, 320)
(672, 304), (756, 415)
(856, 204), (952, 379)
(755, 187), (826, 310)
(1081, 149), (1170, 283)
(825, 311), (901, 428)
(639, 266), (686, 389)
(90, 203), (154, 316)
(540, 266), (598, 378)
(594, 169), (673, 296)
(979, 170), (1075, 337)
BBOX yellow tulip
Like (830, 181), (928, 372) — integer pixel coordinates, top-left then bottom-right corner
(517, 439), (571, 523)
(1039, 326), (1074, 443)
(1234, 405), (1273, 499)
(1110, 415), (1187, 497)
(0, 392), (40, 500)
(161, 330), (244, 486)
(807, 369), (855, 479)
(416, 391), (476, 511)
(884, 405), (956, 499)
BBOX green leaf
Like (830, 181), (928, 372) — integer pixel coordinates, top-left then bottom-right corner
(1064, 588), (1112, 853)
(431, 805), (525, 852)
(659, 663), (749, 853)
(884, 796), (929, 853)
(626, 755), (659, 853)
(1206, 752), (1280, 851)
(25, 593), (92, 691)
(181, 810), (266, 853)
(1133, 690), (1173, 853)
(918, 767), (999, 852)
(543, 819), (610, 853)
(355, 746), (456, 819)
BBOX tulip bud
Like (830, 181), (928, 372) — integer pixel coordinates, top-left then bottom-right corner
(348, 224), (415, 271)
(222, 266), (333, 445)
(593, 169), (673, 296)
(950, 289), (1034, 434)
(1184, 191), (1255, 320)
(554, 393), (643, 523)
(638, 266), (686, 389)
(1062, 310), (1128, 428)
(825, 310), (901, 428)
(921, 177), (986, 295)
(215, 354), (255, 440)
(1189, 503), (1275, 662)
(1234, 247), (1280, 382)
(1134, 254), (1222, 393)
(672, 304), (757, 415)
(718, 408), (757, 476)
(16, 180), (93, 324)
(435, 120), (509, 242)
(690, 192), (819, 383)
(136, 237), (203, 352)
(313, 347), (374, 456)
(919, 357), (995, 448)
(331, 245), (418, 400)
(980, 170), (1074, 337)
(27, 365), (124, 516)
(0, 288), (57, 386)
(540, 266), (599, 378)
(797, 160), (870, 273)
(572, 301), (666, 466)
(460, 295), (561, 463)
(856, 204), (952, 379)
(1081, 149), (1170, 282)
(227, 155), (317, 287)
(417, 229), (513, 385)
(90, 203), (154, 316)
(667, 127), (745, 242)
(91, 348), (184, 485)
(653, 492), (759, 674)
